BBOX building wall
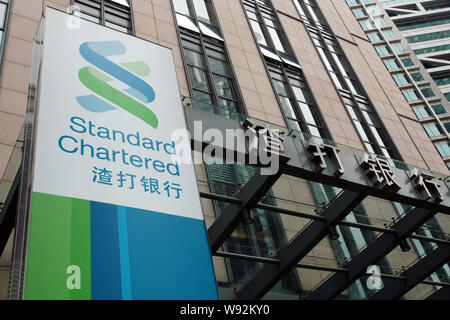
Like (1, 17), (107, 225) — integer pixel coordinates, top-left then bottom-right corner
(279, 12), (365, 149)
(203, 0), (438, 297)
(0, 0), (448, 300)
(316, 0), (448, 173)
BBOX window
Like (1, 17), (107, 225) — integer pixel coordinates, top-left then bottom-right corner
(174, 0), (244, 118)
(380, 0), (412, 7)
(398, 17), (450, 32)
(367, 32), (382, 42)
(374, 17), (387, 28)
(375, 45), (391, 56)
(401, 58), (414, 67)
(0, 0), (10, 75)
(384, 59), (400, 70)
(174, 0), (223, 40)
(244, 0), (291, 55)
(421, 88), (435, 98)
(414, 44), (450, 55)
(445, 93), (450, 103)
(359, 19), (374, 30)
(423, 2), (450, 11)
(434, 75), (450, 86)
(412, 105), (431, 119)
(269, 64), (326, 137)
(352, 8), (366, 18)
(444, 122), (450, 133)
(432, 104), (447, 115)
(382, 30), (396, 40)
(393, 73), (410, 85)
(424, 123), (444, 137)
(410, 72), (424, 82)
(0, 0), (8, 33)
(74, 0), (133, 34)
(435, 142), (450, 157)
(402, 89), (420, 102)
(406, 30), (450, 44)
(390, 42), (404, 54)
(174, 0), (216, 26)
(413, 106), (431, 119)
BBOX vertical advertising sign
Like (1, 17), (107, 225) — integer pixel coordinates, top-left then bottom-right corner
(22, 8), (218, 300)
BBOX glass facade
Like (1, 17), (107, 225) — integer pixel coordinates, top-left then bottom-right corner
(345, 0), (450, 170)
(432, 104), (447, 115)
(292, 0), (409, 299)
(413, 105), (432, 119)
(434, 75), (450, 86)
(206, 162), (300, 293)
(435, 141), (450, 157)
(174, 0), (302, 296)
(414, 44), (450, 55)
(424, 123), (444, 137)
(406, 30), (450, 44)
(397, 16), (450, 31)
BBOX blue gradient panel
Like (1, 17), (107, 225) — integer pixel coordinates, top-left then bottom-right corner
(126, 207), (219, 300)
(90, 202), (122, 300)
(89, 202), (218, 300)
(79, 41), (155, 103)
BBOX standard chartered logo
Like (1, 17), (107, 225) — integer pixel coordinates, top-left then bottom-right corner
(77, 41), (159, 129)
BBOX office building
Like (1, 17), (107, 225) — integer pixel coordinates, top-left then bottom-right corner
(0, 0), (449, 300)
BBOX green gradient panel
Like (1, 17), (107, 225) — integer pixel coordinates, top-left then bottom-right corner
(24, 193), (91, 300)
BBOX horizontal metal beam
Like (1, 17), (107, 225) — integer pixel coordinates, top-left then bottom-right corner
(199, 192), (242, 205)
(214, 250), (347, 274)
(201, 191), (450, 246)
(410, 234), (450, 247)
(185, 107), (450, 214)
(208, 161), (287, 253)
(235, 190), (366, 300)
(370, 245), (450, 300)
(426, 286), (450, 300)
(214, 251), (450, 289)
(306, 207), (437, 300)
(256, 202), (327, 222)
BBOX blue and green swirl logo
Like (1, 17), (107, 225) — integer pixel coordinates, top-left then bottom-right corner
(77, 41), (158, 129)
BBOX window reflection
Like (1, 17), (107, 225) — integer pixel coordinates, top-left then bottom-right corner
(74, 0), (132, 34)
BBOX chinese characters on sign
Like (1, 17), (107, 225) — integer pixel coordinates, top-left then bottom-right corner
(410, 168), (443, 203)
(92, 166), (183, 199)
(302, 140), (444, 203)
(243, 119), (287, 160)
(360, 154), (402, 192)
(307, 139), (344, 177)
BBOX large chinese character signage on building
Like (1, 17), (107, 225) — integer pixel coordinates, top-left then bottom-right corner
(22, 8), (218, 300)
